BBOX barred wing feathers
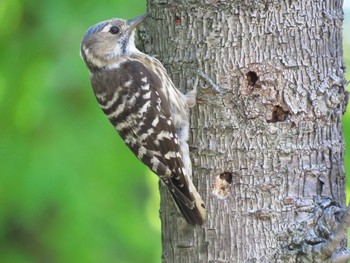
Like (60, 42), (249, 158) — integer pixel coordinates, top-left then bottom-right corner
(91, 60), (205, 225)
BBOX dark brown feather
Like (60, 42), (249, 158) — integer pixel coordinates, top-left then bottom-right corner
(90, 60), (203, 225)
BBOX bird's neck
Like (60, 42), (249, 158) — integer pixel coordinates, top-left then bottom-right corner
(86, 49), (156, 73)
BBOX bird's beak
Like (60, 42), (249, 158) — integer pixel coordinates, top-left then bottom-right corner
(127, 13), (150, 32)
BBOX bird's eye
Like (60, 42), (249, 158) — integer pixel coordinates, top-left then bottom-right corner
(109, 26), (120, 35)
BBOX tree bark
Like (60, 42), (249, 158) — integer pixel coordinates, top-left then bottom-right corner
(143, 0), (348, 262)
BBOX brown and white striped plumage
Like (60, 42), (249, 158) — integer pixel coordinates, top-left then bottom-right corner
(80, 14), (205, 225)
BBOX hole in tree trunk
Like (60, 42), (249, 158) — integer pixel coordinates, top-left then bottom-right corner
(212, 172), (234, 199)
(267, 105), (289, 123)
(219, 172), (233, 184)
(246, 71), (259, 87)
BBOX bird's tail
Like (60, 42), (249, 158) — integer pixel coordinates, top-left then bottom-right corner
(169, 178), (206, 225)
(171, 192), (206, 225)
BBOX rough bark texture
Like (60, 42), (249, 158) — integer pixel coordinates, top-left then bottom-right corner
(142, 0), (348, 262)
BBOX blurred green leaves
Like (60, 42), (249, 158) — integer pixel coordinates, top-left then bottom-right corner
(0, 0), (161, 263)
(0, 0), (22, 39)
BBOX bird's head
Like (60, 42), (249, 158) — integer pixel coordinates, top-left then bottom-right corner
(80, 13), (149, 71)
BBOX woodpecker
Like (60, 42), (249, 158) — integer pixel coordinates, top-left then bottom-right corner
(80, 13), (206, 225)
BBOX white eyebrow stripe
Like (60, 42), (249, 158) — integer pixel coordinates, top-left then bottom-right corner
(101, 24), (111, 32)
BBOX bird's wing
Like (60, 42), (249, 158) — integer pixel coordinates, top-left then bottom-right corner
(91, 59), (205, 225)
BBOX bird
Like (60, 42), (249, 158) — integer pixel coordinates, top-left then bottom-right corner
(80, 13), (206, 225)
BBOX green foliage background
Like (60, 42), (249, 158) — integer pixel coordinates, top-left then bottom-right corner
(0, 0), (161, 263)
(0, 1), (349, 263)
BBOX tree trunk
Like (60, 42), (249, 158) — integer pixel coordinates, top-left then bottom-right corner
(143, 0), (348, 262)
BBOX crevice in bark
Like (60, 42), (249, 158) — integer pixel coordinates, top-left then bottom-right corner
(175, 15), (182, 26)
